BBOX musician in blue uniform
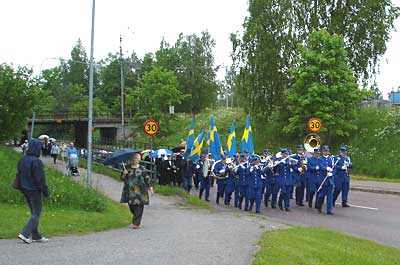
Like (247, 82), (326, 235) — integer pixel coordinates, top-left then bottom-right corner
(224, 157), (236, 206)
(333, 147), (352, 207)
(212, 155), (228, 204)
(315, 145), (334, 214)
(293, 145), (306, 206)
(246, 156), (263, 213)
(263, 156), (277, 208)
(235, 154), (248, 210)
(306, 148), (325, 208)
(274, 148), (293, 211)
(197, 155), (211, 201)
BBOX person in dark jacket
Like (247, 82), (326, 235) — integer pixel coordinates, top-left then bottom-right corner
(17, 138), (49, 244)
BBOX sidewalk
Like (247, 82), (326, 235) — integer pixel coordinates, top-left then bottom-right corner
(351, 180), (400, 196)
(1, 150), (286, 265)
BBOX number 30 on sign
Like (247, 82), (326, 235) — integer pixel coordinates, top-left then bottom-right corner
(143, 119), (160, 136)
(307, 118), (322, 133)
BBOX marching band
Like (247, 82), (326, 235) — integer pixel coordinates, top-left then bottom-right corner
(155, 144), (352, 215)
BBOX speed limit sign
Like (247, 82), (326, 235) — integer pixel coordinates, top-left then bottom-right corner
(143, 119), (160, 136)
(307, 118), (322, 133)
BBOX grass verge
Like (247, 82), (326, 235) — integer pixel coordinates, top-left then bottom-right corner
(154, 185), (210, 210)
(78, 158), (122, 181)
(0, 202), (131, 239)
(253, 227), (400, 265)
(352, 174), (400, 183)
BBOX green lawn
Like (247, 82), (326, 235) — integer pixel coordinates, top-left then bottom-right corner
(253, 227), (400, 265)
(352, 174), (400, 183)
(154, 185), (210, 209)
(0, 146), (132, 238)
(0, 201), (131, 239)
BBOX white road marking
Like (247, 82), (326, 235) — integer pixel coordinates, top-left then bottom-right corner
(335, 203), (378, 211)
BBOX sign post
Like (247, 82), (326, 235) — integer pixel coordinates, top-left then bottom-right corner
(143, 119), (160, 180)
(307, 118), (322, 133)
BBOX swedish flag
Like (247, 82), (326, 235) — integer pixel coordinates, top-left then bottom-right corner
(189, 130), (205, 161)
(240, 115), (254, 154)
(208, 116), (224, 160)
(225, 121), (236, 157)
(183, 116), (195, 159)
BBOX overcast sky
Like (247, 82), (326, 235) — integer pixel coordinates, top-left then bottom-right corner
(0, 0), (399, 99)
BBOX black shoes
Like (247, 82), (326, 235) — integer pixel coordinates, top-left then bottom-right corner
(342, 203), (350, 207)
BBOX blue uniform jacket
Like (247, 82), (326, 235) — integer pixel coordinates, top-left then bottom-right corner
(274, 158), (293, 186)
(247, 165), (263, 188)
(236, 163), (249, 186)
(319, 156), (334, 186)
(307, 156), (326, 185)
(334, 155), (352, 183)
(195, 160), (205, 179)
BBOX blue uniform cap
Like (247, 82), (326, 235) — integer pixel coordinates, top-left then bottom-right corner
(263, 148), (269, 153)
(340, 146), (347, 153)
(251, 156), (259, 163)
(314, 148), (321, 154)
(280, 148), (288, 154)
(240, 154), (246, 159)
(296, 145), (304, 150)
(221, 154), (226, 160)
(321, 145), (330, 151)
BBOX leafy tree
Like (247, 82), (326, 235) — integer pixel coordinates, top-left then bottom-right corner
(155, 32), (218, 114)
(232, 0), (399, 114)
(126, 67), (184, 120)
(284, 29), (367, 144)
(96, 53), (139, 112)
(0, 64), (37, 140)
(61, 39), (89, 88)
(70, 96), (109, 116)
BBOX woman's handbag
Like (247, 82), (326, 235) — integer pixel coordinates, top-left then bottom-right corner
(12, 173), (21, 190)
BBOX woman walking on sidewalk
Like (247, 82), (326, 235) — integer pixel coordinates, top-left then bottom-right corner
(120, 153), (153, 229)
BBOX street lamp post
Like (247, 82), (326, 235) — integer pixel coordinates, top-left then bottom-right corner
(87, 0), (96, 188)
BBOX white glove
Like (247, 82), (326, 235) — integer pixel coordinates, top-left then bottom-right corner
(219, 169), (225, 174)
(316, 166), (319, 170)
(342, 165), (347, 170)
(298, 167), (302, 173)
(327, 167), (332, 172)
(327, 172), (333, 177)
(196, 165), (200, 169)
(290, 168), (293, 172)
(302, 160), (307, 165)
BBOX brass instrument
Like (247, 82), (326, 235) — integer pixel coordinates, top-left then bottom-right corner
(304, 133), (321, 153)
(211, 160), (229, 180)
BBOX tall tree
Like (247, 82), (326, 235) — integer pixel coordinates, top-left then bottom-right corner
(0, 64), (37, 140)
(126, 66), (184, 120)
(232, 0), (399, 114)
(156, 32), (219, 114)
(284, 29), (366, 144)
(61, 39), (89, 88)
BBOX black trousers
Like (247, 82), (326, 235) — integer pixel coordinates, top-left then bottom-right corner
(128, 204), (144, 226)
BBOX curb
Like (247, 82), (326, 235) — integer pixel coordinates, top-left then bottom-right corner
(350, 186), (400, 196)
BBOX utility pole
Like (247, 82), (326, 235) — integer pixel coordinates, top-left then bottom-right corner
(87, 0), (96, 188)
(120, 35), (125, 140)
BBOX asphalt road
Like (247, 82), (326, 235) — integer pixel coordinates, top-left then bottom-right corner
(201, 185), (400, 248)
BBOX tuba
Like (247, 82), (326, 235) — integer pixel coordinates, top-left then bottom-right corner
(304, 133), (321, 153)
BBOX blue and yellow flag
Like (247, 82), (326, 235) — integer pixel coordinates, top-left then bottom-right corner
(183, 116), (195, 159)
(189, 130), (205, 161)
(240, 115), (254, 154)
(225, 121), (236, 158)
(208, 116), (224, 160)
